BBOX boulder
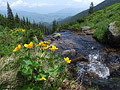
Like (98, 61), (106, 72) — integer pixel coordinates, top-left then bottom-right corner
(82, 26), (91, 32)
(33, 36), (38, 42)
(71, 57), (89, 64)
(50, 43), (58, 47)
(50, 38), (55, 41)
(62, 49), (76, 58)
(53, 33), (62, 39)
(85, 29), (96, 35)
(107, 21), (120, 47)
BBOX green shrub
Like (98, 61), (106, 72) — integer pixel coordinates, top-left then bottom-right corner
(68, 23), (82, 31)
(116, 21), (120, 32)
(77, 17), (85, 23)
(0, 25), (4, 32)
(93, 21), (109, 43)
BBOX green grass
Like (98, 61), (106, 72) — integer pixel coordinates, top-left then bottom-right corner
(0, 27), (77, 90)
(116, 21), (120, 32)
(68, 23), (82, 31)
(59, 3), (120, 43)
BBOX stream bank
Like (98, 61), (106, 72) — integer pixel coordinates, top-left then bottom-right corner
(44, 30), (120, 90)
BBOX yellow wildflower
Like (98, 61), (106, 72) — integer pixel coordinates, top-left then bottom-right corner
(64, 57), (71, 63)
(44, 41), (50, 44)
(39, 42), (44, 45)
(36, 44), (40, 47)
(24, 42), (33, 48)
(40, 77), (46, 81)
(49, 45), (58, 53)
(13, 44), (21, 52)
(56, 75), (59, 77)
(42, 45), (50, 50)
(36, 42), (46, 47)
(15, 30), (17, 33)
(11, 30), (13, 31)
(22, 29), (25, 32)
(42, 44), (46, 47)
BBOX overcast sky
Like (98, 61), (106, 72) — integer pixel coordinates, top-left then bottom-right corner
(0, 0), (104, 14)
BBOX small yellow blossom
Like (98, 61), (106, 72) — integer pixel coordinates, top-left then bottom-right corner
(42, 45), (50, 50)
(11, 30), (13, 31)
(49, 45), (58, 53)
(36, 44), (40, 47)
(42, 44), (46, 47)
(13, 44), (21, 52)
(39, 42), (44, 45)
(36, 42), (46, 47)
(22, 29), (25, 32)
(64, 57), (71, 63)
(40, 77), (46, 81)
(24, 42), (33, 48)
(44, 41), (50, 44)
(56, 75), (59, 77)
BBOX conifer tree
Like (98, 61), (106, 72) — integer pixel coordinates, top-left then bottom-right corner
(52, 19), (58, 32)
(89, 2), (94, 14)
(20, 19), (23, 28)
(7, 2), (14, 29)
(15, 13), (20, 28)
(32, 20), (36, 30)
(22, 16), (26, 28)
(26, 17), (30, 29)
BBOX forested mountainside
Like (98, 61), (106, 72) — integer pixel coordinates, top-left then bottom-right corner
(59, 0), (120, 24)
(0, 3), (55, 35)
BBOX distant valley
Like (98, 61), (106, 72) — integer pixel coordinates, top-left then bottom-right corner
(0, 8), (82, 25)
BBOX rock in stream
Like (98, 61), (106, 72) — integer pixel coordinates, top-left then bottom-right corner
(44, 30), (120, 90)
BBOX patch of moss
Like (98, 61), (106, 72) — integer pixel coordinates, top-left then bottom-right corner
(115, 21), (120, 32)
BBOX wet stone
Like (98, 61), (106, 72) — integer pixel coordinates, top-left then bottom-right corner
(44, 30), (120, 90)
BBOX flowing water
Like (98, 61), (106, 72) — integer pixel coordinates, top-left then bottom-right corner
(44, 30), (120, 89)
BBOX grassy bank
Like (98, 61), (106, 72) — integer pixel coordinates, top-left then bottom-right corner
(59, 3), (120, 43)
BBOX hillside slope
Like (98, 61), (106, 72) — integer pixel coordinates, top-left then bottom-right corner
(59, 0), (120, 24)
(59, 3), (120, 43)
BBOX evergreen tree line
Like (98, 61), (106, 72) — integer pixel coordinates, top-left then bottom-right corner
(0, 2), (55, 35)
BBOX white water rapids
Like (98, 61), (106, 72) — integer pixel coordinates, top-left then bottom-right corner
(77, 53), (110, 79)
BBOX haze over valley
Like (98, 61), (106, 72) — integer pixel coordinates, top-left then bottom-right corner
(0, 0), (104, 24)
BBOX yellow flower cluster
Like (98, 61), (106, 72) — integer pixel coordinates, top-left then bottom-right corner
(13, 42), (33, 52)
(13, 41), (58, 53)
(36, 41), (58, 53)
(10, 28), (25, 33)
(36, 42), (46, 47)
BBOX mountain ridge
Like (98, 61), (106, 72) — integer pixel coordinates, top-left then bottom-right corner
(59, 0), (120, 24)
(0, 7), (83, 24)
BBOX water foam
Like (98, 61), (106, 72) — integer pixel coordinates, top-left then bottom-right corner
(77, 53), (110, 79)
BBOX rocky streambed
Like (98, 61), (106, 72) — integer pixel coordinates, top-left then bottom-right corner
(44, 30), (120, 90)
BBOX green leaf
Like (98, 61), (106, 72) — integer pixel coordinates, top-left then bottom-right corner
(22, 59), (33, 66)
(21, 66), (33, 75)
(18, 58), (24, 63)
(49, 72), (57, 77)
(36, 56), (40, 59)
(54, 65), (58, 69)
(40, 57), (46, 61)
